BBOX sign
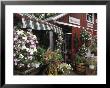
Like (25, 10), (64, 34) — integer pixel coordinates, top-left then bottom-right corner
(69, 16), (80, 25)
(87, 22), (93, 28)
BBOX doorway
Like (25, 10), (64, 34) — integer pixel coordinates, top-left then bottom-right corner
(64, 33), (72, 64)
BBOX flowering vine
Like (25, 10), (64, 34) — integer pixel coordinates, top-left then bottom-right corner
(13, 28), (39, 68)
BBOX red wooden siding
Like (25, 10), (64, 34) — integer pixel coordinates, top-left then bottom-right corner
(56, 13), (97, 62)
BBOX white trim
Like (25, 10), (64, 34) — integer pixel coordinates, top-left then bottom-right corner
(45, 13), (68, 21)
(54, 21), (80, 28)
(94, 30), (97, 31)
(69, 16), (80, 25)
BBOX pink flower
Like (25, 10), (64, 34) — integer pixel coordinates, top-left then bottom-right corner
(30, 45), (36, 48)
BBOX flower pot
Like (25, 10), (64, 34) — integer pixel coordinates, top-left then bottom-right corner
(75, 63), (86, 74)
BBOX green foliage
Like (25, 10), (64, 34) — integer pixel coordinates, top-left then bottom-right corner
(54, 50), (63, 61)
(80, 29), (92, 43)
(36, 47), (46, 64)
(44, 49), (63, 62)
(78, 44), (88, 56)
(75, 54), (85, 64)
(90, 43), (97, 53)
(74, 33), (79, 48)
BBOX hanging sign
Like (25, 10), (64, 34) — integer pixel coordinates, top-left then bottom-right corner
(69, 16), (80, 25)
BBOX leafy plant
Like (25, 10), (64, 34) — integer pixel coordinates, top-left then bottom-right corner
(36, 47), (46, 64)
(44, 49), (63, 62)
(86, 57), (97, 67)
(75, 54), (85, 64)
(80, 28), (92, 43)
(45, 60), (61, 75)
(53, 49), (63, 61)
(58, 63), (73, 75)
(78, 44), (88, 56)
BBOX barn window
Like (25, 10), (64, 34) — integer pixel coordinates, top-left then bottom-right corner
(86, 13), (94, 23)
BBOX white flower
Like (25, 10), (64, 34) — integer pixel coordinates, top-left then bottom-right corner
(27, 29), (32, 32)
(22, 45), (26, 50)
(28, 56), (33, 60)
(19, 54), (24, 58)
(26, 40), (29, 43)
(18, 41), (22, 44)
(34, 48), (37, 52)
(15, 62), (17, 66)
(29, 49), (34, 55)
(19, 63), (24, 67)
(36, 41), (38, 43)
(26, 48), (29, 52)
(27, 64), (30, 68)
(27, 31), (32, 35)
(33, 35), (37, 39)
(35, 63), (40, 68)
(14, 37), (17, 41)
(17, 30), (24, 35)
(22, 36), (27, 41)
(31, 41), (35, 45)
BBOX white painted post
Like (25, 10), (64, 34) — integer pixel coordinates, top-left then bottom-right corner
(49, 31), (53, 50)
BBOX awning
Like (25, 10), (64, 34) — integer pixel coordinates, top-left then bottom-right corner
(15, 13), (63, 34)
(54, 21), (81, 28)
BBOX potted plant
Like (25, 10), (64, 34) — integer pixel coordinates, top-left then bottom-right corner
(43, 60), (61, 75)
(58, 63), (73, 75)
(85, 57), (97, 75)
(80, 28), (92, 46)
(78, 44), (88, 56)
(75, 54), (86, 74)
